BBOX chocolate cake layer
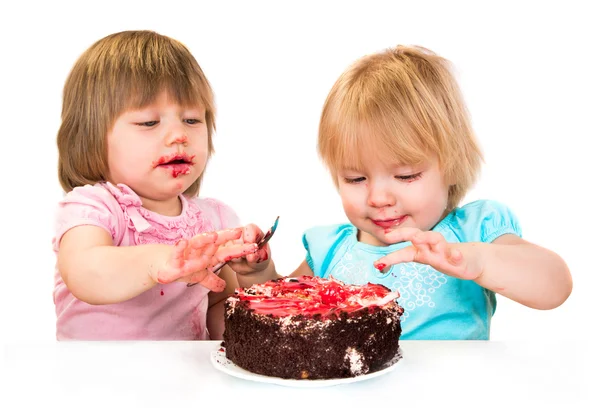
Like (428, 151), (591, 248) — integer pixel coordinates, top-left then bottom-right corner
(223, 276), (404, 380)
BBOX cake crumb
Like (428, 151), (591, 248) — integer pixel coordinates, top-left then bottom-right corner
(345, 347), (367, 375)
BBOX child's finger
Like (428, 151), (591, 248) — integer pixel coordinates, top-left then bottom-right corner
(214, 243), (258, 263)
(383, 227), (422, 243)
(413, 243), (464, 275)
(257, 247), (269, 263)
(245, 251), (261, 264)
(181, 269), (207, 283)
(189, 271), (226, 292)
(374, 246), (418, 270)
(423, 232), (446, 253)
(214, 228), (244, 245)
(162, 240), (189, 277)
(447, 248), (463, 266)
(411, 243), (438, 266)
(243, 224), (263, 244)
(432, 240), (447, 254)
(189, 228), (243, 249)
(243, 245), (269, 265)
(419, 231), (443, 245)
(181, 256), (213, 275)
(171, 239), (188, 265)
(226, 256), (244, 265)
(189, 232), (219, 248)
(194, 238), (234, 260)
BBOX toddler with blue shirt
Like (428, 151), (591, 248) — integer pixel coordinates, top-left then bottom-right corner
(237, 45), (572, 340)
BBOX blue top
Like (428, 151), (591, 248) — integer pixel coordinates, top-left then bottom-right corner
(302, 200), (522, 340)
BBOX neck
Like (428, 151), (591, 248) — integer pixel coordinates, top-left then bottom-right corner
(141, 195), (183, 216)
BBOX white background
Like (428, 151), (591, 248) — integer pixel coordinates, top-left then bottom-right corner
(1, 0), (598, 345)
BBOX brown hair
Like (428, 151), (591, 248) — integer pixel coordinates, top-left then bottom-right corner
(57, 30), (216, 196)
(318, 45), (483, 210)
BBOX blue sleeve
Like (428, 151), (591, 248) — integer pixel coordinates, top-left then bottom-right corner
(444, 200), (522, 243)
(302, 224), (354, 278)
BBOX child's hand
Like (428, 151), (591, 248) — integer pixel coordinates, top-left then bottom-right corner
(153, 228), (258, 291)
(227, 223), (271, 275)
(374, 228), (484, 280)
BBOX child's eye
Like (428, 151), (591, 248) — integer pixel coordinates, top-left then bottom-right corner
(136, 121), (159, 127)
(184, 118), (203, 125)
(395, 172), (422, 181)
(343, 177), (366, 184)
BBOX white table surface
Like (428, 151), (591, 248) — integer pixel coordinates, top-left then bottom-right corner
(2, 340), (595, 407)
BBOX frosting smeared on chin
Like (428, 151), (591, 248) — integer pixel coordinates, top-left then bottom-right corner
(235, 276), (400, 318)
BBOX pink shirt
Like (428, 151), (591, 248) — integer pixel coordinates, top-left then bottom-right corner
(52, 182), (241, 341)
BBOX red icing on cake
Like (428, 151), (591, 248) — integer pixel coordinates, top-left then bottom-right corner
(234, 276), (400, 318)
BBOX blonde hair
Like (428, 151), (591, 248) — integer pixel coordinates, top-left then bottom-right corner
(318, 45), (483, 210)
(57, 30), (216, 196)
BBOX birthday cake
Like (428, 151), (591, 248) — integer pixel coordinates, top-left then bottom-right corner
(222, 275), (404, 379)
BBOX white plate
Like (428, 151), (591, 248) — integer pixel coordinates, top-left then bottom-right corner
(210, 344), (403, 388)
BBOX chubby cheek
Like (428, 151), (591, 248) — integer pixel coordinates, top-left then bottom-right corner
(341, 199), (361, 221)
(189, 140), (209, 174)
(123, 152), (151, 178)
(406, 183), (448, 229)
(338, 185), (365, 219)
(108, 134), (152, 179)
(192, 154), (208, 176)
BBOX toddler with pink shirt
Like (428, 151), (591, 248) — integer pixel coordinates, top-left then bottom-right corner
(52, 30), (273, 341)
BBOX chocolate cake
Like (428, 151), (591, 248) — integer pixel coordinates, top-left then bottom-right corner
(222, 275), (404, 380)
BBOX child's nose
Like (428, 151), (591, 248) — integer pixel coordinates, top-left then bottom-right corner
(165, 124), (188, 146)
(367, 184), (395, 207)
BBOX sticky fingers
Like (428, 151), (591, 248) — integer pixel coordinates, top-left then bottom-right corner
(186, 270), (226, 292)
(243, 223), (263, 244)
(382, 227), (422, 243)
(375, 246), (418, 270)
(213, 243), (258, 264)
(189, 228), (243, 249)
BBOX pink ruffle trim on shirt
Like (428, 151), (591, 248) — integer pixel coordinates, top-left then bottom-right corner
(101, 182), (213, 246)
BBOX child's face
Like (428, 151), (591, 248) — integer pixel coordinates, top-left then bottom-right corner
(337, 157), (449, 246)
(106, 89), (208, 202)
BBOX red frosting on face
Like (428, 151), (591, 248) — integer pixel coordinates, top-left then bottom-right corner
(235, 276), (399, 318)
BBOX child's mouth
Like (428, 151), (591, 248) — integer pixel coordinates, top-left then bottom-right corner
(152, 153), (196, 178)
(371, 216), (407, 229)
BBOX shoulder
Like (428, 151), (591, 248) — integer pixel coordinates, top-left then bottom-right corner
(301, 223), (355, 277)
(53, 183), (126, 250)
(57, 182), (126, 218)
(453, 199), (518, 220)
(61, 183), (117, 205)
(438, 199), (522, 243)
(60, 181), (145, 209)
(302, 223), (356, 247)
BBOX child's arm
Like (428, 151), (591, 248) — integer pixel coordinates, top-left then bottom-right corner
(467, 234), (572, 310)
(289, 260), (314, 278)
(57, 225), (257, 305)
(374, 229), (572, 310)
(235, 258), (278, 287)
(206, 266), (240, 340)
